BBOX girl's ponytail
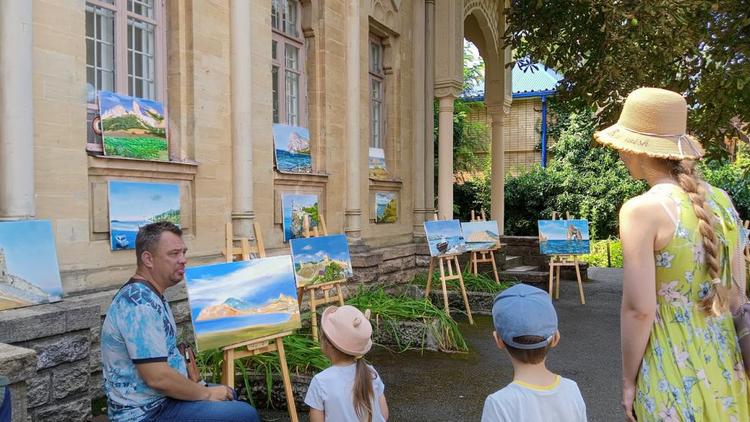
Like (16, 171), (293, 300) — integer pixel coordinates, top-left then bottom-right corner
(352, 358), (374, 422)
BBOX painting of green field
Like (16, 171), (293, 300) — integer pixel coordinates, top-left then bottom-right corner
(99, 90), (168, 161)
(196, 315), (301, 351)
(103, 136), (168, 161)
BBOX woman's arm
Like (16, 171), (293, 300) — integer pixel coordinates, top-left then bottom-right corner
(309, 408), (325, 422)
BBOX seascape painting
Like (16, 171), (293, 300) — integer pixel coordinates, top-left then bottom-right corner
(108, 181), (180, 251)
(461, 221), (500, 251)
(273, 124), (312, 173)
(368, 147), (389, 179)
(538, 219), (591, 255)
(424, 220), (467, 257)
(374, 192), (398, 224)
(290, 234), (353, 287)
(98, 90), (168, 161)
(281, 193), (320, 242)
(184, 255), (301, 351)
(0, 220), (63, 311)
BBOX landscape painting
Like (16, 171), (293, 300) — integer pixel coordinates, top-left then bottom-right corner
(538, 219), (591, 255)
(108, 181), (180, 250)
(184, 255), (301, 351)
(281, 193), (319, 242)
(290, 234), (353, 287)
(98, 90), (168, 161)
(0, 220), (63, 311)
(368, 147), (389, 179)
(461, 221), (500, 251)
(424, 220), (467, 257)
(374, 192), (398, 224)
(273, 124), (312, 173)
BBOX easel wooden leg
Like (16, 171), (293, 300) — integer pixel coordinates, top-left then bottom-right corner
(275, 337), (299, 422)
(438, 257), (450, 316)
(310, 292), (319, 342)
(454, 257), (474, 325)
(336, 284), (345, 306)
(555, 265), (561, 299)
(221, 348), (235, 388)
(548, 262), (554, 297)
(574, 257), (585, 305)
(489, 251), (500, 285)
(425, 257), (435, 297)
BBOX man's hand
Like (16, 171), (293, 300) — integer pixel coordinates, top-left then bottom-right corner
(206, 385), (233, 402)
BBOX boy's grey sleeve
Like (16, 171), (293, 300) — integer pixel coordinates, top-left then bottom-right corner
(480, 395), (507, 422)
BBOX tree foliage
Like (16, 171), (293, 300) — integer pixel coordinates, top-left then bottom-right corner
(505, 0), (750, 158)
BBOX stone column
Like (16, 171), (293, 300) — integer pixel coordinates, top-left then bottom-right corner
(0, 1), (34, 220)
(437, 95), (455, 220)
(412, 0), (426, 237)
(229, 0), (255, 239)
(488, 104), (508, 234)
(423, 0), (435, 220)
(344, 0), (362, 238)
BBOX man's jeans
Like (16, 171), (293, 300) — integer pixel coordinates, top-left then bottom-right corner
(144, 386), (259, 422)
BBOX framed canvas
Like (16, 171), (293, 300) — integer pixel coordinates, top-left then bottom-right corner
(98, 90), (168, 161)
(423, 220), (467, 257)
(108, 180), (180, 250)
(290, 234), (353, 287)
(273, 124), (312, 173)
(538, 219), (591, 255)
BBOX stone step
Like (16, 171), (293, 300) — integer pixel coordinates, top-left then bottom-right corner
(500, 269), (549, 285)
(502, 255), (522, 269)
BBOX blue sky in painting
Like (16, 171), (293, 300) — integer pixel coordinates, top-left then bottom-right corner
(0, 220), (62, 296)
(538, 219), (590, 241)
(109, 181), (180, 222)
(290, 234), (352, 268)
(424, 220), (463, 239)
(98, 90), (164, 117)
(272, 124), (310, 151)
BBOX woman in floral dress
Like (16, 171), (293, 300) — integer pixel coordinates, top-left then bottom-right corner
(594, 88), (749, 421)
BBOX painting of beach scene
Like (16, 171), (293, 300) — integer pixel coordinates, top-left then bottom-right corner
(368, 147), (389, 179)
(184, 255), (301, 351)
(108, 181), (180, 251)
(461, 221), (500, 251)
(424, 220), (467, 257)
(0, 220), (63, 311)
(98, 90), (168, 161)
(538, 219), (591, 255)
(273, 124), (312, 173)
(375, 192), (398, 224)
(281, 193), (320, 242)
(290, 235), (353, 287)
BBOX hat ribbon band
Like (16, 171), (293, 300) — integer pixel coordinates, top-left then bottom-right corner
(618, 125), (701, 157)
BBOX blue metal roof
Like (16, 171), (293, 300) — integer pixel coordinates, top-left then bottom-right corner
(461, 62), (563, 101)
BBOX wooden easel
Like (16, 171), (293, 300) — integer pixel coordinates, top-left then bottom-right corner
(221, 331), (298, 422)
(424, 214), (474, 324)
(468, 209), (501, 284)
(297, 214), (345, 341)
(547, 211), (585, 304)
(222, 222), (266, 262)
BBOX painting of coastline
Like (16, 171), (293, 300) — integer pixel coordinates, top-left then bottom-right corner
(108, 181), (180, 250)
(368, 147), (389, 179)
(461, 221), (500, 251)
(0, 220), (63, 310)
(424, 220), (467, 257)
(282, 193), (320, 242)
(184, 255), (301, 351)
(273, 124), (312, 173)
(538, 219), (590, 255)
(374, 192), (398, 224)
(99, 90), (168, 161)
(290, 234), (353, 287)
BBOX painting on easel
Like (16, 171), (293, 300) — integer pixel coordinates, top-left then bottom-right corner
(108, 181), (181, 250)
(281, 193), (320, 242)
(273, 124), (312, 174)
(424, 220), (467, 257)
(461, 221), (500, 251)
(538, 219), (591, 255)
(184, 255), (301, 352)
(98, 90), (168, 161)
(290, 234), (353, 287)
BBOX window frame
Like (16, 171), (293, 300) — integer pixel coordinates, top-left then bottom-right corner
(271, 0), (307, 128)
(85, 0), (167, 154)
(369, 35), (386, 149)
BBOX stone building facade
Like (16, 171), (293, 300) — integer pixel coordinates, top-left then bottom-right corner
(0, 1), (511, 420)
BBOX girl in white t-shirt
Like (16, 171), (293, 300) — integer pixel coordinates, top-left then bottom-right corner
(304, 305), (389, 422)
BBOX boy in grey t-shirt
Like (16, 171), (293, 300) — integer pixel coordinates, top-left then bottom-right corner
(482, 284), (587, 422)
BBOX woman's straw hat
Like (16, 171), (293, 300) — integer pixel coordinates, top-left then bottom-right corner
(593, 87), (704, 160)
(321, 305), (373, 357)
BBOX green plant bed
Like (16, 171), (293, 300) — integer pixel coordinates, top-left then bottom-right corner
(411, 270), (516, 293)
(345, 288), (468, 353)
(410, 271), (516, 315)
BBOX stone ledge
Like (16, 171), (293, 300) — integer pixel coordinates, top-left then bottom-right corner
(0, 301), (99, 344)
(0, 343), (37, 384)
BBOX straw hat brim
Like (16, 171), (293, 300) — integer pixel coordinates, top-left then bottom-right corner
(594, 123), (705, 160)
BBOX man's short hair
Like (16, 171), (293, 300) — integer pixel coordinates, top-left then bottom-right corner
(135, 221), (183, 265)
(503, 335), (551, 364)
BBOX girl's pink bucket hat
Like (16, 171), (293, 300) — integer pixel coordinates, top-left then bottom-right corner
(321, 305), (373, 357)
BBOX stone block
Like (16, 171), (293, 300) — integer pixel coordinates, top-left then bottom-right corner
(351, 251), (383, 268)
(0, 344), (37, 384)
(24, 331), (90, 370)
(60, 301), (100, 332)
(372, 318), (439, 352)
(32, 396), (91, 422)
(379, 243), (416, 261)
(88, 371), (104, 399)
(89, 343), (101, 371)
(26, 372), (51, 408)
(52, 360), (90, 400)
(0, 305), (66, 344)
(415, 255), (431, 267)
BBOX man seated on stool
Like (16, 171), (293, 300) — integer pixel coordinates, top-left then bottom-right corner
(101, 221), (259, 422)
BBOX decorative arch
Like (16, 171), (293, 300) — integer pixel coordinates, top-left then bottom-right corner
(463, 0), (501, 57)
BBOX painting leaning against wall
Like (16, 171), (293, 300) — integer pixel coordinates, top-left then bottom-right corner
(98, 90), (168, 161)
(374, 191), (398, 224)
(108, 181), (181, 251)
(281, 193), (320, 242)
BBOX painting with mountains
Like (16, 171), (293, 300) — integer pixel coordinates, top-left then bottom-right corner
(461, 221), (500, 251)
(98, 91), (168, 161)
(184, 255), (301, 351)
(273, 124), (312, 173)
(108, 181), (180, 251)
(290, 234), (353, 287)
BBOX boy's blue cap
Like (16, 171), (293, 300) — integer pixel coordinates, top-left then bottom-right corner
(492, 284), (558, 350)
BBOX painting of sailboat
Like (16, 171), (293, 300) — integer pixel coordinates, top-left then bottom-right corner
(461, 221), (500, 251)
(108, 181), (181, 250)
(538, 219), (590, 255)
(424, 220), (467, 257)
(273, 124), (312, 173)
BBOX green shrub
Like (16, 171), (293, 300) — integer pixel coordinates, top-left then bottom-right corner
(581, 239), (623, 268)
(700, 145), (750, 220)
